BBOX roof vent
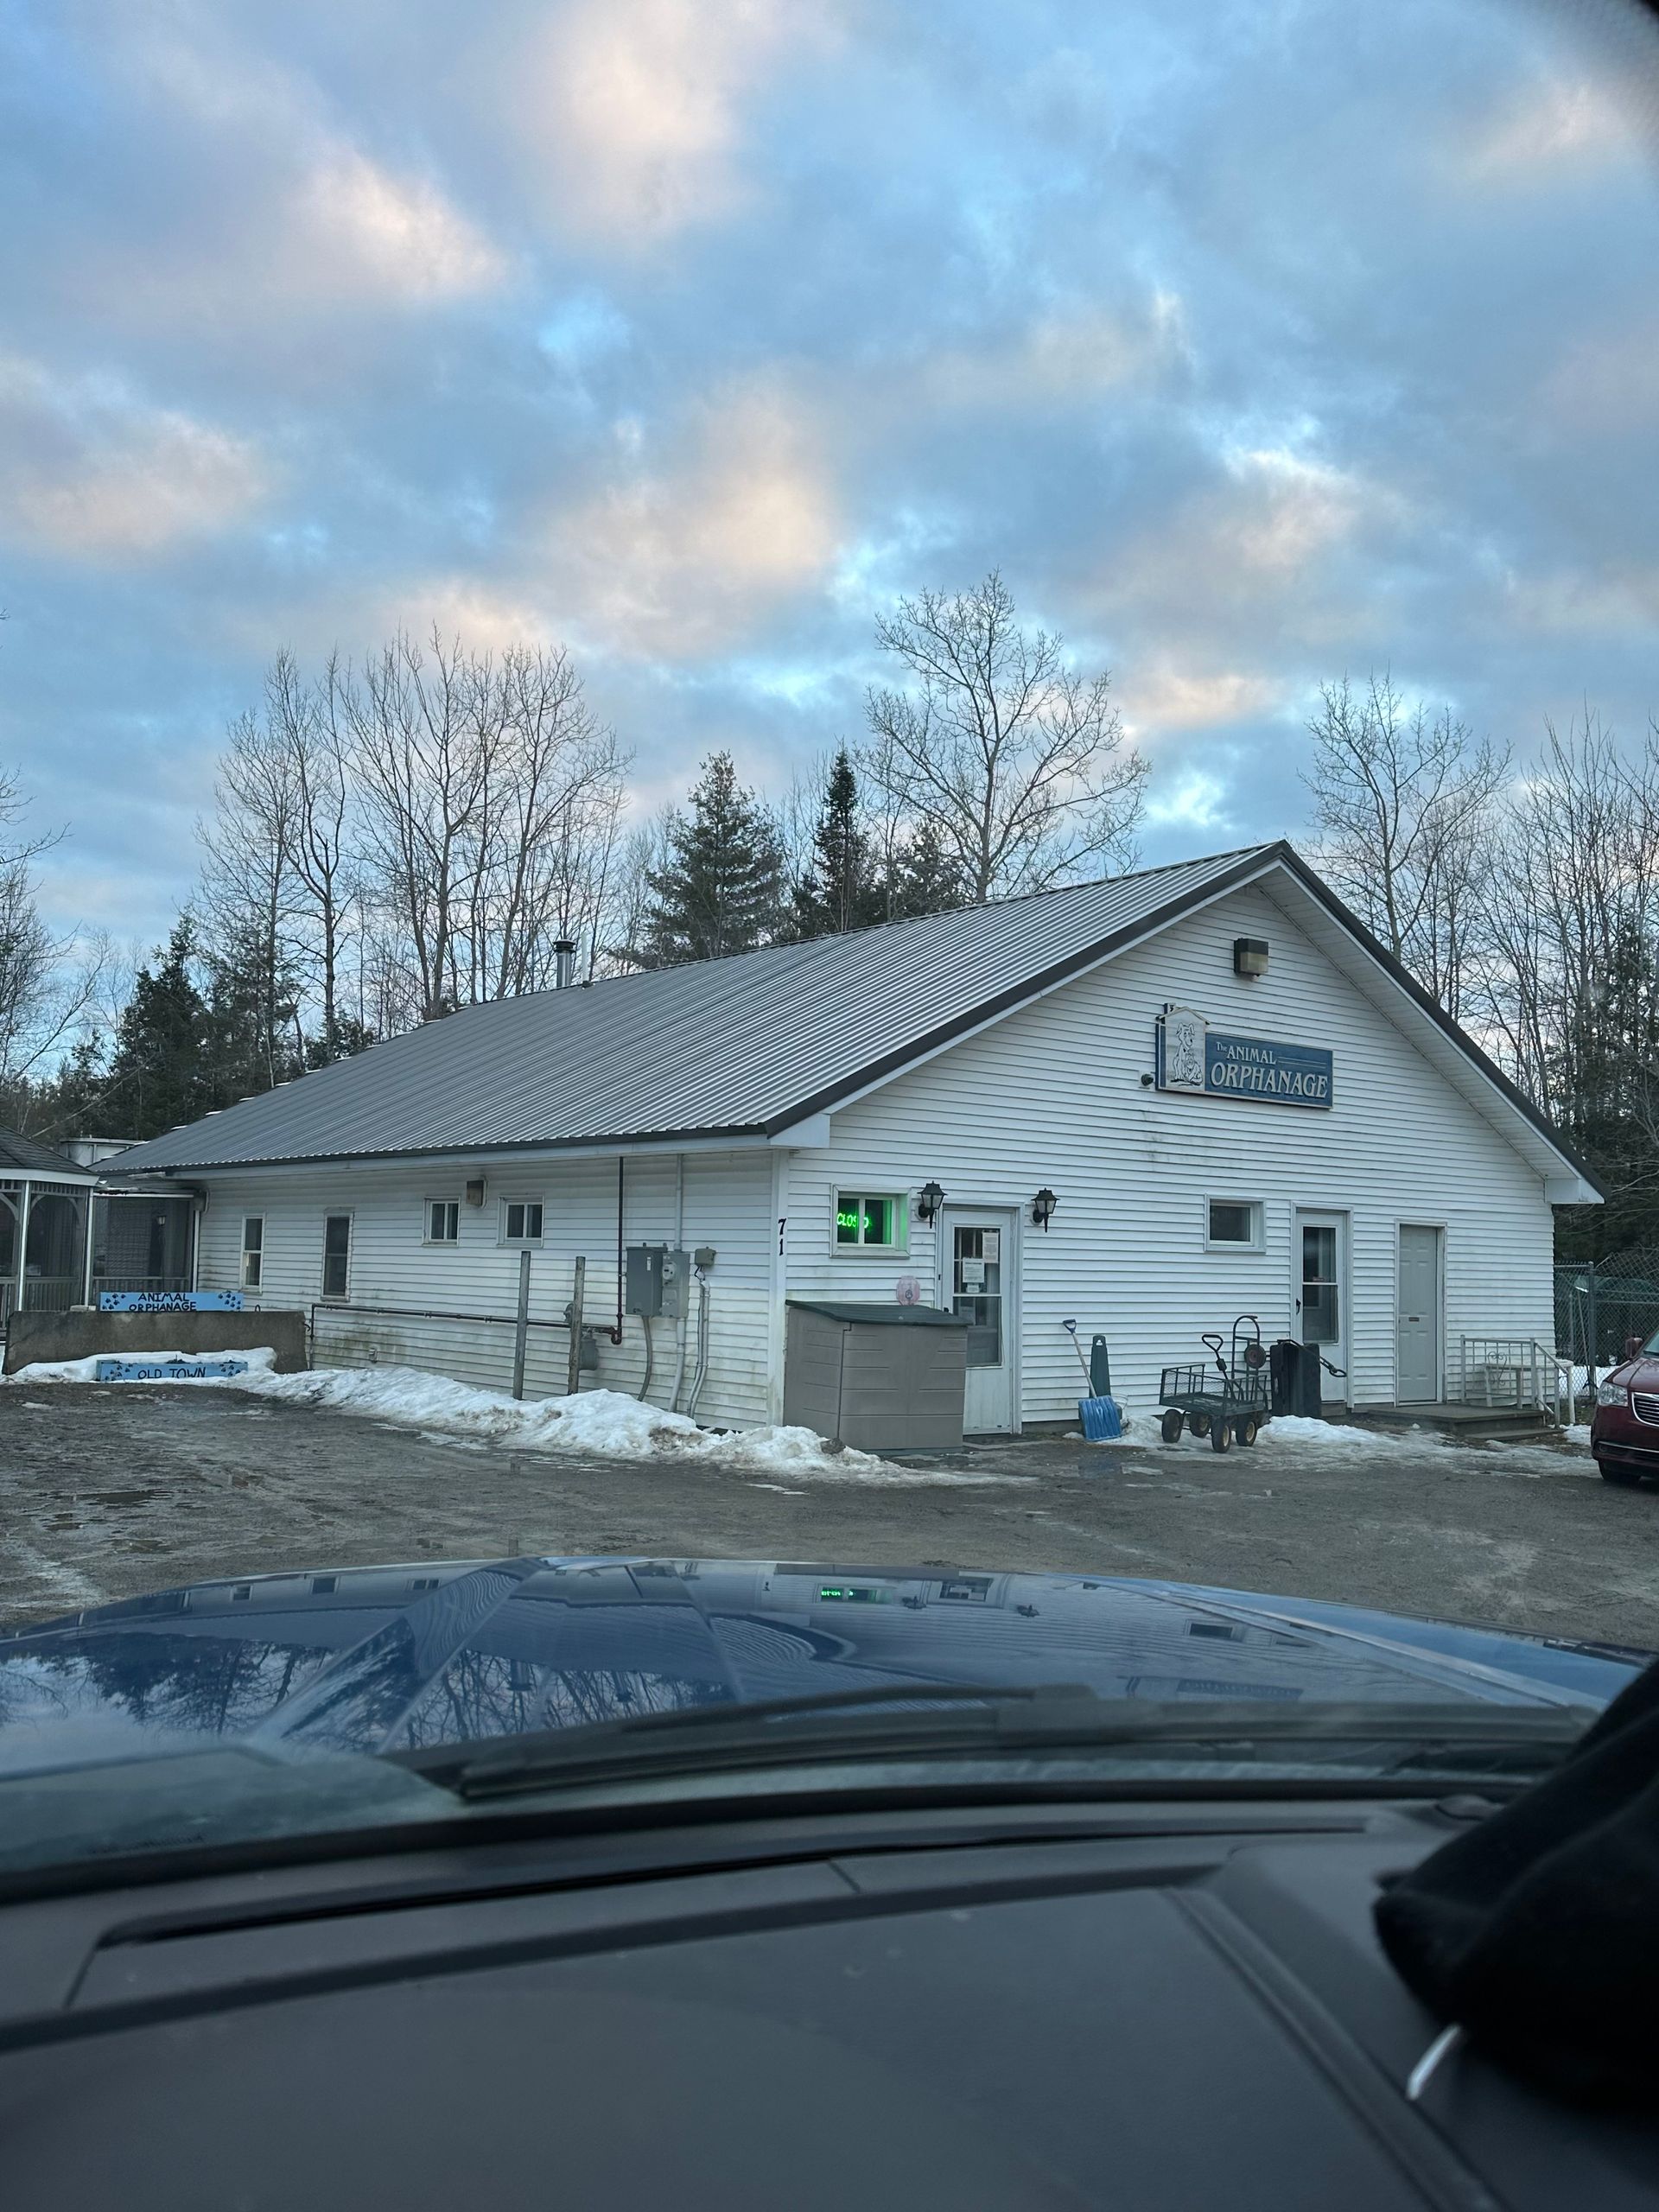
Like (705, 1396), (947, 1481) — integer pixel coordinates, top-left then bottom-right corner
(554, 939), (577, 989)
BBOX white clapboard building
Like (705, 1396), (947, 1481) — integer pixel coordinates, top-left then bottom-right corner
(108, 843), (1598, 1431)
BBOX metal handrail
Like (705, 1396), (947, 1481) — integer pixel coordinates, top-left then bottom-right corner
(1459, 1336), (1575, 1424)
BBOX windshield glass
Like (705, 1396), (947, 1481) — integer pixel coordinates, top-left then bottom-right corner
(3, 0), (1658, 1878)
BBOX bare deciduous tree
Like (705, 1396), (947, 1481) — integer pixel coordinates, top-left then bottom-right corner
(1303, 672), (1507, 1020)
(861, 571), (1145, 903)
(0, 773), (106, 1098)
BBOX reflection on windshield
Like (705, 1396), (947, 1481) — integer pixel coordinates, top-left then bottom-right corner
(0, 1560), (1618, 1781)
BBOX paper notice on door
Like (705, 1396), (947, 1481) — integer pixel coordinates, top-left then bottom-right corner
(981, 1231), (1000, 1263)
(961, 1257), (986, 1289)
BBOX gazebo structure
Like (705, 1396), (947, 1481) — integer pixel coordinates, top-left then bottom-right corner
(0, 1128), (99, 1322)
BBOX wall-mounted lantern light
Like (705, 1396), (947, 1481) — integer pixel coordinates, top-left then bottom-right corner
(1233, 936), (1269, 980)
(1032, 1187), (1058, 1231)
(916, 1179), (945, 1224)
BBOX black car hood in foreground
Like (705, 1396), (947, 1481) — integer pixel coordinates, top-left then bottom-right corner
(0, 1557), (1640, 1772)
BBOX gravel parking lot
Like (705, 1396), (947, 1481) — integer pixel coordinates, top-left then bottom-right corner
(3, 1385), (1657, 1649)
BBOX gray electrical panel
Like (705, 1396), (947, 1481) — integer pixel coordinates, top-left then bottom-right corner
(625, 1245), (690, 1319)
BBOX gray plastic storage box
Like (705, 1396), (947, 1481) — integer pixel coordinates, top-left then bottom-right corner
(783, 1300), (969, 1452)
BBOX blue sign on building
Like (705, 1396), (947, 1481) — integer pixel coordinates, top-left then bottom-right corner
(1155, 1007), (1333, 1109)
(99, 1290), (244, 1313)
(95, 1357), (251, 1382)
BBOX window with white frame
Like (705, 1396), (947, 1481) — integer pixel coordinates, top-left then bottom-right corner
(240, 1215), (264, 1289)
(834, 1191), (909, 1253)
(1205, 1198), (1262, 1251)
(425, 1198), (460, 1244)
(321, 1212), (352, 1300)
(501, 1199), (543, 1244)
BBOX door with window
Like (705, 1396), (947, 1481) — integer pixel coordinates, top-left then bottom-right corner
(1396, 1224), (1443, 1404)
(939, 1208), (1017, 1433)
(1292, 1210), (1348, 1405)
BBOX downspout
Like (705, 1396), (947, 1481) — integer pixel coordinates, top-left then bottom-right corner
(670, 1153), (688, 1411)
(611, 1156), (624, 1344)
(80, 1188), (96, 1307)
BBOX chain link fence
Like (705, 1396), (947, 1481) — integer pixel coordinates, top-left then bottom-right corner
(1554, 1252), (1659, 1382)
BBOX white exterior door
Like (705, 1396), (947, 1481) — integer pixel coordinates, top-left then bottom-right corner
(1396, 1225), (1443, 1404)
(1293, 1210), (1349, 1406)
(940, 1208), (1017, 1433)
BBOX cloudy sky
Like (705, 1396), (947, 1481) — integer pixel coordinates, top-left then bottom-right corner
(3, 0), (1658, 946)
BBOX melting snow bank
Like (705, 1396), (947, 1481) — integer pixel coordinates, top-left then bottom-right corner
(1114, 1404), (1594, 1472)
(8, 1354), (1021, 1484)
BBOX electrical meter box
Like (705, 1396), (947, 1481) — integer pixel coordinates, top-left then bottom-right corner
(625, 1245), (690, 1319)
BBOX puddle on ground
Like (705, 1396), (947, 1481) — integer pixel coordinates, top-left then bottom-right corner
(87, 1489), (156, 1508)
(118, 1536), (167, 1554)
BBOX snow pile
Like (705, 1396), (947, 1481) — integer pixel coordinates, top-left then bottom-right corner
(8, 1351), (1014, 1482)
(10, 1347), (282, 1385)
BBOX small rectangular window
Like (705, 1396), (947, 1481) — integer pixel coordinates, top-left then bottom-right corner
(834, 1191), (908, 1253)
(321, 1213), (352, 1299)
(503, 1200), (543, 1243)
(240, 1216), (264, 1290)
(426, 1199), (460, 1243)
(1206, 1199), (1261, 1250)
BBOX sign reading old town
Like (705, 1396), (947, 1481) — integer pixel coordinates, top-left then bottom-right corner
(1155, 1007), (1333, 1109)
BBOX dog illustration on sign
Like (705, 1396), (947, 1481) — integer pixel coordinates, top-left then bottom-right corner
(1160, 1007), (1206, 1090)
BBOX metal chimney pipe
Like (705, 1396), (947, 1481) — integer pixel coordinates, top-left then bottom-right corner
(553, 939), (577, 989)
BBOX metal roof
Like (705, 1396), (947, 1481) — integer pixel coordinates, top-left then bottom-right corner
(0, 1127), (97, 1180)
(109, 841), (1597, 1192)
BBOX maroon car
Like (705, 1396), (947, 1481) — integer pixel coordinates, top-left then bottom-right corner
(1591, 1345), (1659, 1484)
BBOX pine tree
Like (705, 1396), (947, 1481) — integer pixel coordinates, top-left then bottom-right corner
(32, 1032), (111, 1142)
(103, 920), (215, 1139)
(788, 749), (882, 939)
(883, 821), (970, 918)
(641, 753), (786, 964)
(204, 920), (303, 1107)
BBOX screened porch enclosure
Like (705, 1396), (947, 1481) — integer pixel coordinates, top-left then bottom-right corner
(0, 1180), (92, 1318)
(92, 1192), (195, 1300)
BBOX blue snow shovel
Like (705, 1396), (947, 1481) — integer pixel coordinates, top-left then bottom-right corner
(1062, 1319), (1122, 1440)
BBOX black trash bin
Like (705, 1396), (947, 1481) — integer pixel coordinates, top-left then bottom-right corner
(1270, 1338), (1322, 1418)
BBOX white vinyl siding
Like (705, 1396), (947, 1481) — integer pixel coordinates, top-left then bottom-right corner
(790, 880), (1556, 1426)
(194, 1146), (777, 1426)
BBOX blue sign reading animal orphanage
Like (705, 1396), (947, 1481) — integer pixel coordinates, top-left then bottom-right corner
(94, 1357), (251, 1382)
(98, 1290), (244, 1313)
(1156, 1007), (1333, 1109)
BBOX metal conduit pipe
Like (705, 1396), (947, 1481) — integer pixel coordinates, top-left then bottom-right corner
(637, 1313), (655, 1402)
(669, 1154), (688, 1412)
(685, 1267), (712, 1420)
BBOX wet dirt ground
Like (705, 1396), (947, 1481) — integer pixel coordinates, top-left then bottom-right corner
(2, 1385), (1657, 1649)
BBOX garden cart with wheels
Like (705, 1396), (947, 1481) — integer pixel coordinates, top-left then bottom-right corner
(1158, 1314), (1271, 1452)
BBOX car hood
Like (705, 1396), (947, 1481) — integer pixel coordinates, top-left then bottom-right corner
(0, 1558), (1642, 1772)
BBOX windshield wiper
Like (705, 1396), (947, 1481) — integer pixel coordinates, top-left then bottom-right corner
(389, 1685), (1587, 1800)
